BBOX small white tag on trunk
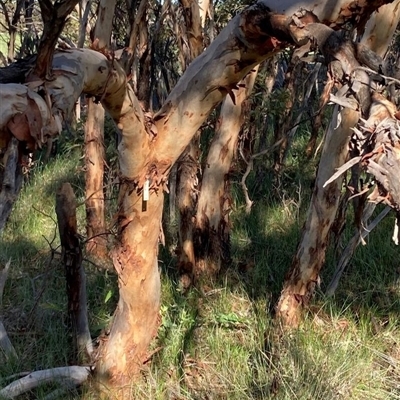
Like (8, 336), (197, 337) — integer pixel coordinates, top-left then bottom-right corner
(143, 179), (150, 202)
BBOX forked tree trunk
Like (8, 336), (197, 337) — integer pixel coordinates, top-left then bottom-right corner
(84, 0), (117, 259)
(275, 0), (400, 327)
(0, 0), (395, 393)
(4, 0), (24, 63)
(194, 68), (258, 279)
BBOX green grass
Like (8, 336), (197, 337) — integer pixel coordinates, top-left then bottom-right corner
(1, 132), (400, 400)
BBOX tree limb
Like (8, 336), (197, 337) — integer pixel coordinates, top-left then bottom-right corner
(0, 366), (91, 399)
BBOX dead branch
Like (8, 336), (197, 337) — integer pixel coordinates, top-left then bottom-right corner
(240, 139), (284, 214)
(326, 205), (391, 296)
(323, 156), (362, 187)
(0, 366), (91, 399)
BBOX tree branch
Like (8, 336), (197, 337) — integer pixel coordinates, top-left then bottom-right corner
(0, 366), (91, 399)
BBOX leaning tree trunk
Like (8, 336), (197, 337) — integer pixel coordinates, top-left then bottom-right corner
(194, 67), (258, 280)
(84, 0), (117, 259)
(0, 0), (395, 394)
(276, 106), (359, 326)
(275, 0), (400, 327)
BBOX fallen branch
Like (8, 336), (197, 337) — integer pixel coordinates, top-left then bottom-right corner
(0, 366), (91, 399)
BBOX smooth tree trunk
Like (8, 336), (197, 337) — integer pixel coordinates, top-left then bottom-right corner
(194, 68), (258, 279)
(0, 0), (396, 392)
(84, 0), (117, 259)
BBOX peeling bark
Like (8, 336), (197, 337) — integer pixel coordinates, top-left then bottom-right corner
(175, 0), (204, 280)
(276, 107), (359, 326)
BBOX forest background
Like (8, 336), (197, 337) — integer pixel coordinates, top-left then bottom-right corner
(1, 0), (400, 399)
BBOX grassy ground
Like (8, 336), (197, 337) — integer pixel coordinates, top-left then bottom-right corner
(1, 133), (400, 400)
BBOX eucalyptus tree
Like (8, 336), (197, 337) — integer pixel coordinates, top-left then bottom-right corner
(0, 0), (399, 398)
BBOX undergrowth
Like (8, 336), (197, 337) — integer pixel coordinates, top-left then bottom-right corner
(1, 127), (400, 400)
